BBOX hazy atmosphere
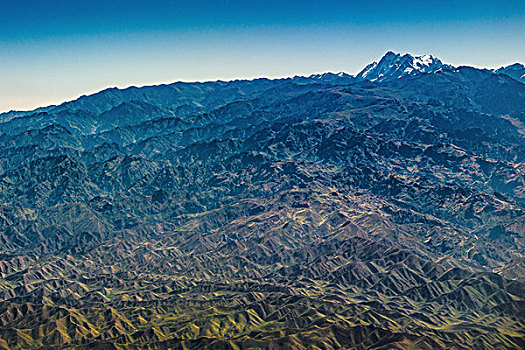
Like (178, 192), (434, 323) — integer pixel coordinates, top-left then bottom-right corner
(1, 0), (524, 112)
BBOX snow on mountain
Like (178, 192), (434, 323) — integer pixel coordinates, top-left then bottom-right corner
(308, 72), (353, 80)
(356, 51), (454, 82)
(291, 72), (354, 84)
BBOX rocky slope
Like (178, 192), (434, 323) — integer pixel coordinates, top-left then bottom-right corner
(0, 52), (524, 349)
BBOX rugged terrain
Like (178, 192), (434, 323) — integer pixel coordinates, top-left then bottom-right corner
(0, 52), (524, 349)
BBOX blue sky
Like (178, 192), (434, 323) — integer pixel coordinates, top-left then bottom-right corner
(1, 0), (524, 112)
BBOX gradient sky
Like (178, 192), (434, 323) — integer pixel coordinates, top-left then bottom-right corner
(1, 0), (524, 113)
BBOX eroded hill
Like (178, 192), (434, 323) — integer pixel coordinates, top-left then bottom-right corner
(0, 55), (524, 349)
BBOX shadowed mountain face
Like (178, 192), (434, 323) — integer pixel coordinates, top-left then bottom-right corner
(495, 63), (525, 83)
(0, 53), (524, 349)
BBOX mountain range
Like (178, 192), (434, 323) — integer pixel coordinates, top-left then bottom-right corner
(0, 51), (524, 349)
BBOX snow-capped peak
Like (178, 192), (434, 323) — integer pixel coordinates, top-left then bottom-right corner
(356, 51), (453, 82)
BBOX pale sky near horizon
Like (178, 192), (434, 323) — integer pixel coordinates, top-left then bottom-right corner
(1, 0), (524, 113)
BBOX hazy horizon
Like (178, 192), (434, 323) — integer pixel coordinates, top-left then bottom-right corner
(2, 0), (524, 113)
